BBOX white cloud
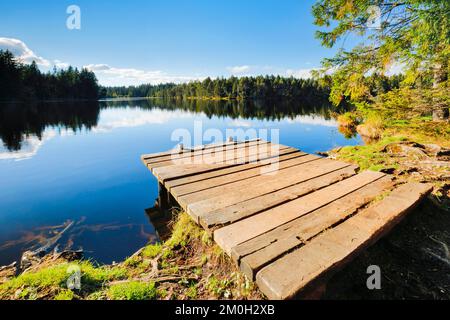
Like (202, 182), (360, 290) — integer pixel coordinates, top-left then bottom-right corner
(227, 65), (251, 75)
(84, 63), (200, 86)
(92, 108), (196, 132)
(225, 65), (318, 79)
(286, 68), (315, 79)
(0, 129), (57, 161)
(286, 115), (337, 127)
(228, 119), (252, 127)
(0, 37), (50, 66)
(53, 59), (70, 69)
(385, 62), (405, 76)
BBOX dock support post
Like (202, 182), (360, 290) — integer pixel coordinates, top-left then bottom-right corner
(157, 182), (170, 212)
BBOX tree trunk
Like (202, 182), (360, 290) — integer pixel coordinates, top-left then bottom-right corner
(432, 62), (449, 121)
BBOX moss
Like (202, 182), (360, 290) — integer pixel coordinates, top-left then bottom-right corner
(186, 285), (198, 299)
(54, 289), (75, 300)
(124, 256), (141, 267)
(335, 136), (406, 171)
(0, 261), (128, 300)
(107, 281), (157, 300)
(0, 263), (70, 294)
(142, 243), (163, 258)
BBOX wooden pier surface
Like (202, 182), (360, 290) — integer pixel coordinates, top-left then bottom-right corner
(141, 139), (432, 299)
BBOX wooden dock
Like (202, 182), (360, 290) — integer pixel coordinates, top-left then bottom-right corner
(141, 139), (432, 299)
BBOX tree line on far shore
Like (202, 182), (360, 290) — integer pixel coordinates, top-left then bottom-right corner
(102, 76), (330, 103)
(0, 50), (99, 102)
(101, 73), (404, 105)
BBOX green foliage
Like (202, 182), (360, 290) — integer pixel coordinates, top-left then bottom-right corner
(373, 87), (450, 119)
(100, 83), (177, 98)
(103, 75), (331, 104)
(313, 0), (450, 105)
(0, 50), (99, 101)
(107, 281), (157, 300)
(358, 112), (385, 138)
(337, 112), (359, 127)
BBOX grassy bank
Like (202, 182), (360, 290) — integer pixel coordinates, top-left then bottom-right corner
(333, 88), (449, 209)
(0, 212), (261, 300)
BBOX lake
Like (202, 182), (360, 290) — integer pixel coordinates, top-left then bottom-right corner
(0, 98), (361, 266)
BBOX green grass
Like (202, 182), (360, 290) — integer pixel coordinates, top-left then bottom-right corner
(107, 281), (157, 300)
(142, 243), (163, 258)
(54, 289), (75, 300)
(0, 261), (129, 300)
(336, 136), (407, 171)
(0, 263), (70, 292)
(165, 212), (211, 248)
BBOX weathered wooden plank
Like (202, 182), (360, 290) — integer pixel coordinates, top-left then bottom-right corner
(146, 139), (273, 169)
(141, 138), (258, 162)
(213, 170), (386, 255)
(152, 144), (292, 182)
(164, 149), (306, 190)
(184, 158), (351, 220)
(255, 182), (432, 300)
(200, 165), (359, 230)
(171, 153), (319, 197)
(234, 175), (394, 279)
(151, 144), (294, 172)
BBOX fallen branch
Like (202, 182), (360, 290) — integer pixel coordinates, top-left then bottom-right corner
(108, 274), (198, 286)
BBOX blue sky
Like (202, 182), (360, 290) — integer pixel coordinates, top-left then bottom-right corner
(0, 0), (355, 86)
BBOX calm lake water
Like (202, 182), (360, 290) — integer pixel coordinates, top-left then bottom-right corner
(0, 98), (361, 266)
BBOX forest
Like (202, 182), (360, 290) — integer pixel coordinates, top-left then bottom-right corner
(0, 50), (99, 101)
(101, 73), (404, 105)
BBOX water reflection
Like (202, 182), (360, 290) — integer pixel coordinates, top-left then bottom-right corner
(0, 101), (100, 152)
(0, 98), (360, 266)
(0, 98), (343, 157)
